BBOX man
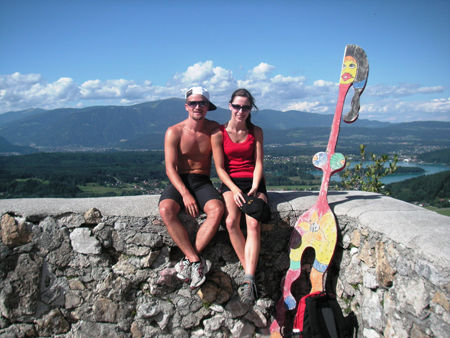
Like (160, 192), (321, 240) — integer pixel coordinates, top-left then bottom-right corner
(159, 87), (224, 289)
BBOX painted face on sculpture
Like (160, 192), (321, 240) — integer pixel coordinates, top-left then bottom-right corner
(340, 56), (357, 84)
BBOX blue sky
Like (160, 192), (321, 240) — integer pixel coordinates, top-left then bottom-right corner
(1, 0), (449, 122)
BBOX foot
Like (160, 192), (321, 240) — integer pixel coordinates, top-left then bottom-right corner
(189, 257), (211, 289)
(175, 257), (191, 282)
(239, 280), (258, 305)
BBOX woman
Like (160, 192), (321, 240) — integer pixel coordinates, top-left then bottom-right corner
(212, 88), (268, 304)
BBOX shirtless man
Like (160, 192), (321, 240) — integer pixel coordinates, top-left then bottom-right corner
(159, 87), (224, 289)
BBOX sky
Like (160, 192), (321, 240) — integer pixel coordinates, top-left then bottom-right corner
(0, 0), (449, 123)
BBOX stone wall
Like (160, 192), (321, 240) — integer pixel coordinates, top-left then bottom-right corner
(0, 192), (449, 337)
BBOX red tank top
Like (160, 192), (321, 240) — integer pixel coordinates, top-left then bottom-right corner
(220, 125), (255, 178)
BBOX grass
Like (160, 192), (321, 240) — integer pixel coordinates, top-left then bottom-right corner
(78, 183), (137, 196)
(267, 185), (319, 191)
(425, 206), (450, 217)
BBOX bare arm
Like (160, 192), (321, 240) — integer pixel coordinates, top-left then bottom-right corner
(211, 129), (246, 207)
(164, 126), (199, 217)
(248, 127), (265, 198)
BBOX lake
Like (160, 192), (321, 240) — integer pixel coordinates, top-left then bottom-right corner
(381, 162), (450, 184)
(321, 161), (450, 184)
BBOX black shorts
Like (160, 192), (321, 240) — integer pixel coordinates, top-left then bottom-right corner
(220, 177), (267, 196)
(159, 174), (222, 211)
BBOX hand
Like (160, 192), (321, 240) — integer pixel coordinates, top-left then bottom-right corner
(248, 186), (258, 197)
(182, 193), (199, 218)
(232, 189), (246, 208)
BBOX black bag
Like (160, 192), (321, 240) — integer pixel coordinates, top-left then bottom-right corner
(293, 291), (355, 338)
(240, 195), (271, 223)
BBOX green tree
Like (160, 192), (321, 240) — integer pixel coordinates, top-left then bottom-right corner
(339, 144), (398, 194)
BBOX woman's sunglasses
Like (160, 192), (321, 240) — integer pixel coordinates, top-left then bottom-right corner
(231, 104), (252, 112)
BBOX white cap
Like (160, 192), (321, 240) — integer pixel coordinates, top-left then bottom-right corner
(185, 86), (217, 111)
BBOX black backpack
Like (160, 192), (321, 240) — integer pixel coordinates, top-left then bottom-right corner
(293, 291), (356, 338)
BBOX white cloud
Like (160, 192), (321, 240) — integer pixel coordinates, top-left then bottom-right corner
(0, 72), (78, 111)
(0, 64), (449, 123)
(80, 79), (153, 100)
(367, 84), (444, 97)
(249, 62), (275, 80)
(285, 101), (330, 113)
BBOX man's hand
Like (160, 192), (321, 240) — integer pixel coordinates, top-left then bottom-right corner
(183, 192), (199, 218)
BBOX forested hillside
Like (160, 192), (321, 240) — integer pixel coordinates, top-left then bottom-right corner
(418, 148), (450, 164)
(386, 170), (450, 207)
(1, 151), (449, 214)
(1, 99), (448, 154)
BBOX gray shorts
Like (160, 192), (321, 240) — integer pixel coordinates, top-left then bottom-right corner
(159, 174), (221, 211)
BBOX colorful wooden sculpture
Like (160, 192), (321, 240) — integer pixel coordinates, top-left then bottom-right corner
(270, 44), (369, 337)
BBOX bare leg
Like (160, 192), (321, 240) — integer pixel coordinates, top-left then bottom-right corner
(194, 198), (224, 253)
(244, 215), (260, 276)
(159, 199), (200, 262)
(223, 191), (246, 266)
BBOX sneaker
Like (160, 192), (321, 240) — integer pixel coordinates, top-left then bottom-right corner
(175, 258), (191, 282)
(189, 257), (211, 289)
(239, 280), (258, 305)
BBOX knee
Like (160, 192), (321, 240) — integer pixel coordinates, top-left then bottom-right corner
(225, 216), (240, 232)
(159, 202), (177, 221)
(205, 200), (224, 220)
(246, 218), (260, 234)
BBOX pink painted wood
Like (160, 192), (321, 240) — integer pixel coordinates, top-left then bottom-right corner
(270, 44), (368, 337)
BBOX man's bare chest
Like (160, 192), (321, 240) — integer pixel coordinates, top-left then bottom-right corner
(179, 132), (211, 156)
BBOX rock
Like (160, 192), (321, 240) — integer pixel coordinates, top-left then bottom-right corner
(70, 227), (101, 254)
(93, 297), (119, 323)
(84, 208), (103, 224)
(197, 270), (233, 305)
(198, 281), (219, 304)
(432, 290), (449, 312)
(410, 322), (428, 338)
(230, 319), (255, 337)
(361, 288), (384, 331)
(1, 214), (32, 247)
(69, 320), (128, 337)
(136, 297), (174, 330)
(383, 317), (408, 338)
(363, 328), (381, 338)
(35, 308), (70, 336)
(225, 296), (250, 318)
(40, 261), (68, 307)
(57, 212), (85, 228)
(362, 266), (378, 290)
(358, 240), (376, 268)
(36, 216), (67, 253)
(395, 276), (429, 318)
(203, 314), (225, 334)
(376, 242), (395, 288)
(65, 291), (82, 309)
(0, 323), (36, 337)
(0, 253), (42, 321)
(351, 229), (361, 247)
(244, 307), (268, 328)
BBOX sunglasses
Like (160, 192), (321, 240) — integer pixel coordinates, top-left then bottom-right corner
(230, 104), (252, 111)
(187, 101), (208, 107)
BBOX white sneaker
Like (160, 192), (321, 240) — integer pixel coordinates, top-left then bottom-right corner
(189, 257), (211, 289)
(175, 258), (191, 282)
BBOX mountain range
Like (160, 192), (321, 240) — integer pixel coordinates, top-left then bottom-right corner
(0, 98), (449, 154)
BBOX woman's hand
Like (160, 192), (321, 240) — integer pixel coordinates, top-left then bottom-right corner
(232, 189), (246, 208)
(248, 185), (258, 197)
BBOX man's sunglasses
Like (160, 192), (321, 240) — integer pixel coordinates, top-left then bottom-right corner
(231, 104), (252, 111)
(187, 101), (208, 107)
